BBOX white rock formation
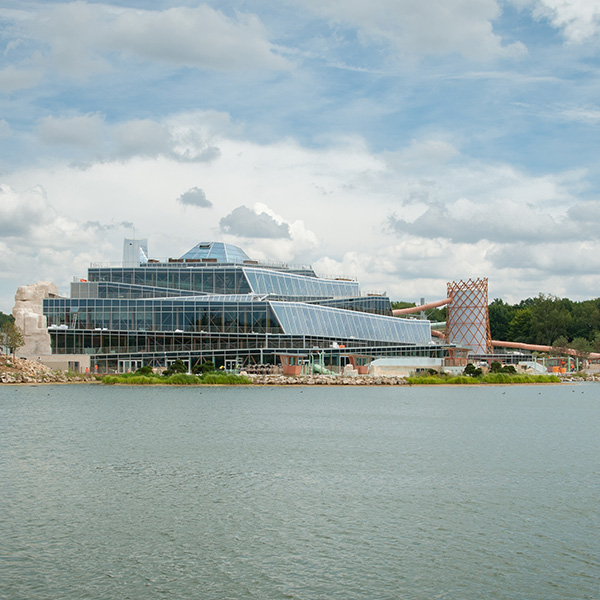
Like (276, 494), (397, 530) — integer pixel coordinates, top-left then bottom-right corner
(12, 282), (59, 356)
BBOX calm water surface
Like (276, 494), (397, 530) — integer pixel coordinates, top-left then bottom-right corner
(1, 383), (598, 599)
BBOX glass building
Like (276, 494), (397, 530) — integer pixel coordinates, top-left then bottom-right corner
(44, 241), (445, 372)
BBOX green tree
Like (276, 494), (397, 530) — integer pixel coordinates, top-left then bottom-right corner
(463, 363), (482, 377)
(488, 298), (516, 341)
(529, 294), (572, 345)
(490, 361), (503, 373)
(192, 360), (216, 375)
(164, 359), (187, 376)
(426, 306), (446, 323)
(568, 300), (600, 342)
(0, 311), (14, 329)
(551, 335), (569, 355)
(507, 307), (533, 342)
(1, 321), (24, 356)
(135, 365), (154, 376)
(391, 301), (416, 314)
(570, 337), (593, 357)
(391, 301), (445, 322)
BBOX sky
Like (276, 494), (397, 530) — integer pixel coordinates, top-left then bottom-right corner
(2, 0), (600, 312)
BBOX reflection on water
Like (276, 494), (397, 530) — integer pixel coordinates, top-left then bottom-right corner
(1, 383), (599, 599)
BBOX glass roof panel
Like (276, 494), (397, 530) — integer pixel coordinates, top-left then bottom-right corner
(180, 241), (251, 263)
(270, 301), (431, 344)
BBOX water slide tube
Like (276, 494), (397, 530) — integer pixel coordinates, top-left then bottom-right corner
(392, 297), (452, 316)
(492, 340), (600, 360)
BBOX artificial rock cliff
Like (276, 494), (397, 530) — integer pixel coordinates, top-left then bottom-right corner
(12, 281), (59, 356)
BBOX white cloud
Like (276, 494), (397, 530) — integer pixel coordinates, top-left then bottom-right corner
(106, 5), (290, 70)
(0, 65), (43, 92)
(177, 187), (212, 208)
(33, 111), (223, 163)
(529, 0), (600, 43)
(2, 120), (600, 310)
(111, 119), (173, 159)
(560, 107), (600, 123)
(0, 120), (12, 138)
(0, 184), (52, 236)
(225, 203), (319, 262)
(220, 205), (291, 239)
(0, 183), (132, 310)
(299, 0), (527, 59)
(387, 193), (597, 244)
(16, 2), (290, 77)
(38, 114), (105, 147)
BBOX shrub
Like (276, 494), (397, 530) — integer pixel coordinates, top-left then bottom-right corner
(463, 363), (483, 377)
(192, 360), (216, 375)
(164, 373), (201, 385)
(164, 359), (188, 376)
(135, 365), (154, 376)
(199, 372), (251, 385)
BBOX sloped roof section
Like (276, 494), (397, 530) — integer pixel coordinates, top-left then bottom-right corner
(180, 241), (251, 263)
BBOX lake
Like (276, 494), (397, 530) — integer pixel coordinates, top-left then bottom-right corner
(1, 383), (598, 599)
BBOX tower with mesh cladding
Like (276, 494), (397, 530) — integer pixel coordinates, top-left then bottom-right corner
(445, 278), (492, 355)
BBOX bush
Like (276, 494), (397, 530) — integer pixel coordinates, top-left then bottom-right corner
(192, 360), (216, 375)
(135, 365), (154, 376)
(199, 372), (251, 385)
(164, 373), (201, 385)
(406, 373), (560, 385)
(463, 363), (483, 377)
(164, 359), (188, 376)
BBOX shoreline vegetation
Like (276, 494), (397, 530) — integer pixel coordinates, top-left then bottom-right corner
(102, 372), (562, 385)
(2, 354), (597, 386)
(404, 373), (561, 385)
(102, 372), (251, 385)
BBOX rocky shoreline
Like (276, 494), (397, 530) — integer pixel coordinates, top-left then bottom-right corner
(2, 354), (599, 385)
(246, 373), (408, 385)
(0, 355), (94, 384)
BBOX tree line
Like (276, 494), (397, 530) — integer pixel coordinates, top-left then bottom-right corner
(488, 294), (600, 354)
(393, 294), (600, 354)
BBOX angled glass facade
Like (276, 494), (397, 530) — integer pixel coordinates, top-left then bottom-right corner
(243, 268), (359, 298)
(43, 240), (444, 372)
(270, 302), (431, 344)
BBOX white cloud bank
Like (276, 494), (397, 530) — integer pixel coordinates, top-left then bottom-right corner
(1, 1), (290, 84)
(2, 110), (599, 310)
(299, 0), (527, 59)
(527, 0), (600, 42)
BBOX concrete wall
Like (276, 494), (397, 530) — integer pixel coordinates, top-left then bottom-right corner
(19, 354), (92, 373)
(369, 357), (443, 377)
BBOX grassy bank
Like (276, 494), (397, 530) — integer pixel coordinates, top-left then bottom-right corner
(101, 372), (251, 385)
(405, 373), (561, 385)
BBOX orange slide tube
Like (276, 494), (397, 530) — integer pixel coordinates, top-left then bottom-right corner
(492, 340), (600, 360)
(392, 297), (452, 316)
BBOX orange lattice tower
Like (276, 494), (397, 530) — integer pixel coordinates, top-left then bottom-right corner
(445, 278), (492, 354)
